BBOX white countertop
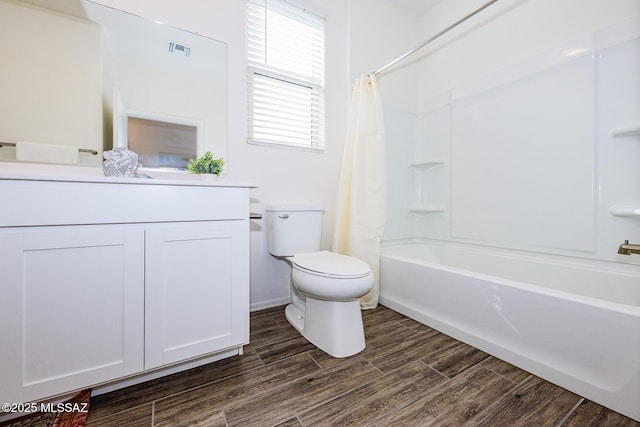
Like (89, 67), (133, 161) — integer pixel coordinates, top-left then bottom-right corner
(0, 161), (257, 188)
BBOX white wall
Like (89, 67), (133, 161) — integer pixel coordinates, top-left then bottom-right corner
(93, 0), (352, 310)
(93, 0), (426, 309)
(35, 0), (638, 307)
(90, 0), (640, 307)
(417, 0), (640, 99)
(347, 0), (420, 241)
(408, 0), (640, 262)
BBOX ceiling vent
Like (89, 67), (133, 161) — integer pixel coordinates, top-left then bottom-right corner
(168, 42), (191, 57)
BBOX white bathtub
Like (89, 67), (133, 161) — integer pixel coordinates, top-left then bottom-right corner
(379, 240), (640, 421)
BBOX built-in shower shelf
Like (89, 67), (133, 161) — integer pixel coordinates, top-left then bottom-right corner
(409, 205), (445, 214)
(610, 206), (640, 217)
(611, 125), (640, 137)
(409, 159), (445, 169)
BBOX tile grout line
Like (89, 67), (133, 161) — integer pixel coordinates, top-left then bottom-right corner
(461, 372), (532, 426)
(418, 342), (474, 380)
(362, 361), (455, 427)
(555, 398), (585, 427)
(360, 325), (456, 376)
(271, 356), (383, 425)
(479, 358), (533, 385)
(117, 351), (270, 422)
(295, 315), (423, 422)
(305, 350), (325, 371)
(223, 408), (230, 427)
(293, 358), (436, 427)
(86, 401), (152, 424)
(223, 352), (364, 425)
(250, 335), (308, 355)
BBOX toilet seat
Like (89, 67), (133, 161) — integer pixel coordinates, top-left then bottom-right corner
(292, 251), (371, 279)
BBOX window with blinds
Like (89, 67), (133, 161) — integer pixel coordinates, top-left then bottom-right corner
(247, 0), (325, 150)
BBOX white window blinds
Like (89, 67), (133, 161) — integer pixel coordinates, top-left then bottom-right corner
(247, 0), (325, 150)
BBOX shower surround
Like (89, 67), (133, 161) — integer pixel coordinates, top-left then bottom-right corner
(379, 1), (640, 421)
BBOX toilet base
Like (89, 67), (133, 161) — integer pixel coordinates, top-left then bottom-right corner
(285, 298), (365, 358)
(284, 303), (305, 333)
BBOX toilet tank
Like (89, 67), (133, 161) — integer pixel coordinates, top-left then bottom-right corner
(266, 204), (324, 256)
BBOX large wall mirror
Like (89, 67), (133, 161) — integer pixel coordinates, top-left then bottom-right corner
(0, 0), (227, 170)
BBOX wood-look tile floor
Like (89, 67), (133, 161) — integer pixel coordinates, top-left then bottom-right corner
(86, 305), (639, 426)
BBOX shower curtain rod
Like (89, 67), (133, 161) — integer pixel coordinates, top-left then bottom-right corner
(371, 0), (500, 77)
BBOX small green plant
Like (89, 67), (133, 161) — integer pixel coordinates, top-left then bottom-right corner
(187, 151), (224, 175)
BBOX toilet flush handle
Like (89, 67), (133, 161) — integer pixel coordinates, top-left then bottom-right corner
(278, 213), (289, 219)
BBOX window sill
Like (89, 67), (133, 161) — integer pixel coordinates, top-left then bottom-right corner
(247, 139), (325, 154)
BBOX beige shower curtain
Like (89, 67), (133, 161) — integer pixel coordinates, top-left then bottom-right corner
(332, 74), (387, 309)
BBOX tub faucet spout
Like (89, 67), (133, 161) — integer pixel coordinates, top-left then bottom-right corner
(617, 240), (640, 255)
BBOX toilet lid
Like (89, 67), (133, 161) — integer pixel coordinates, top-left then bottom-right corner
(292, 251), (371, 278)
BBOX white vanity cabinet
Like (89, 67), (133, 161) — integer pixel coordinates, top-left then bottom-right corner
(0, 169), (253, 405)
(0, 225), (145, 403)
(144, 220), (248, 369)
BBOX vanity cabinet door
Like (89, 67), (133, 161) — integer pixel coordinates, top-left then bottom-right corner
(0, 226), (145, 404)
(144, 221), (249, 370)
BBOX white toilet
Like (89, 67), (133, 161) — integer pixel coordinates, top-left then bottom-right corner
(266, 204), (374, 358)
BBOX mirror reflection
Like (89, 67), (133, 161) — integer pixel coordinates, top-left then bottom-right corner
(0, 0), (227, 170)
